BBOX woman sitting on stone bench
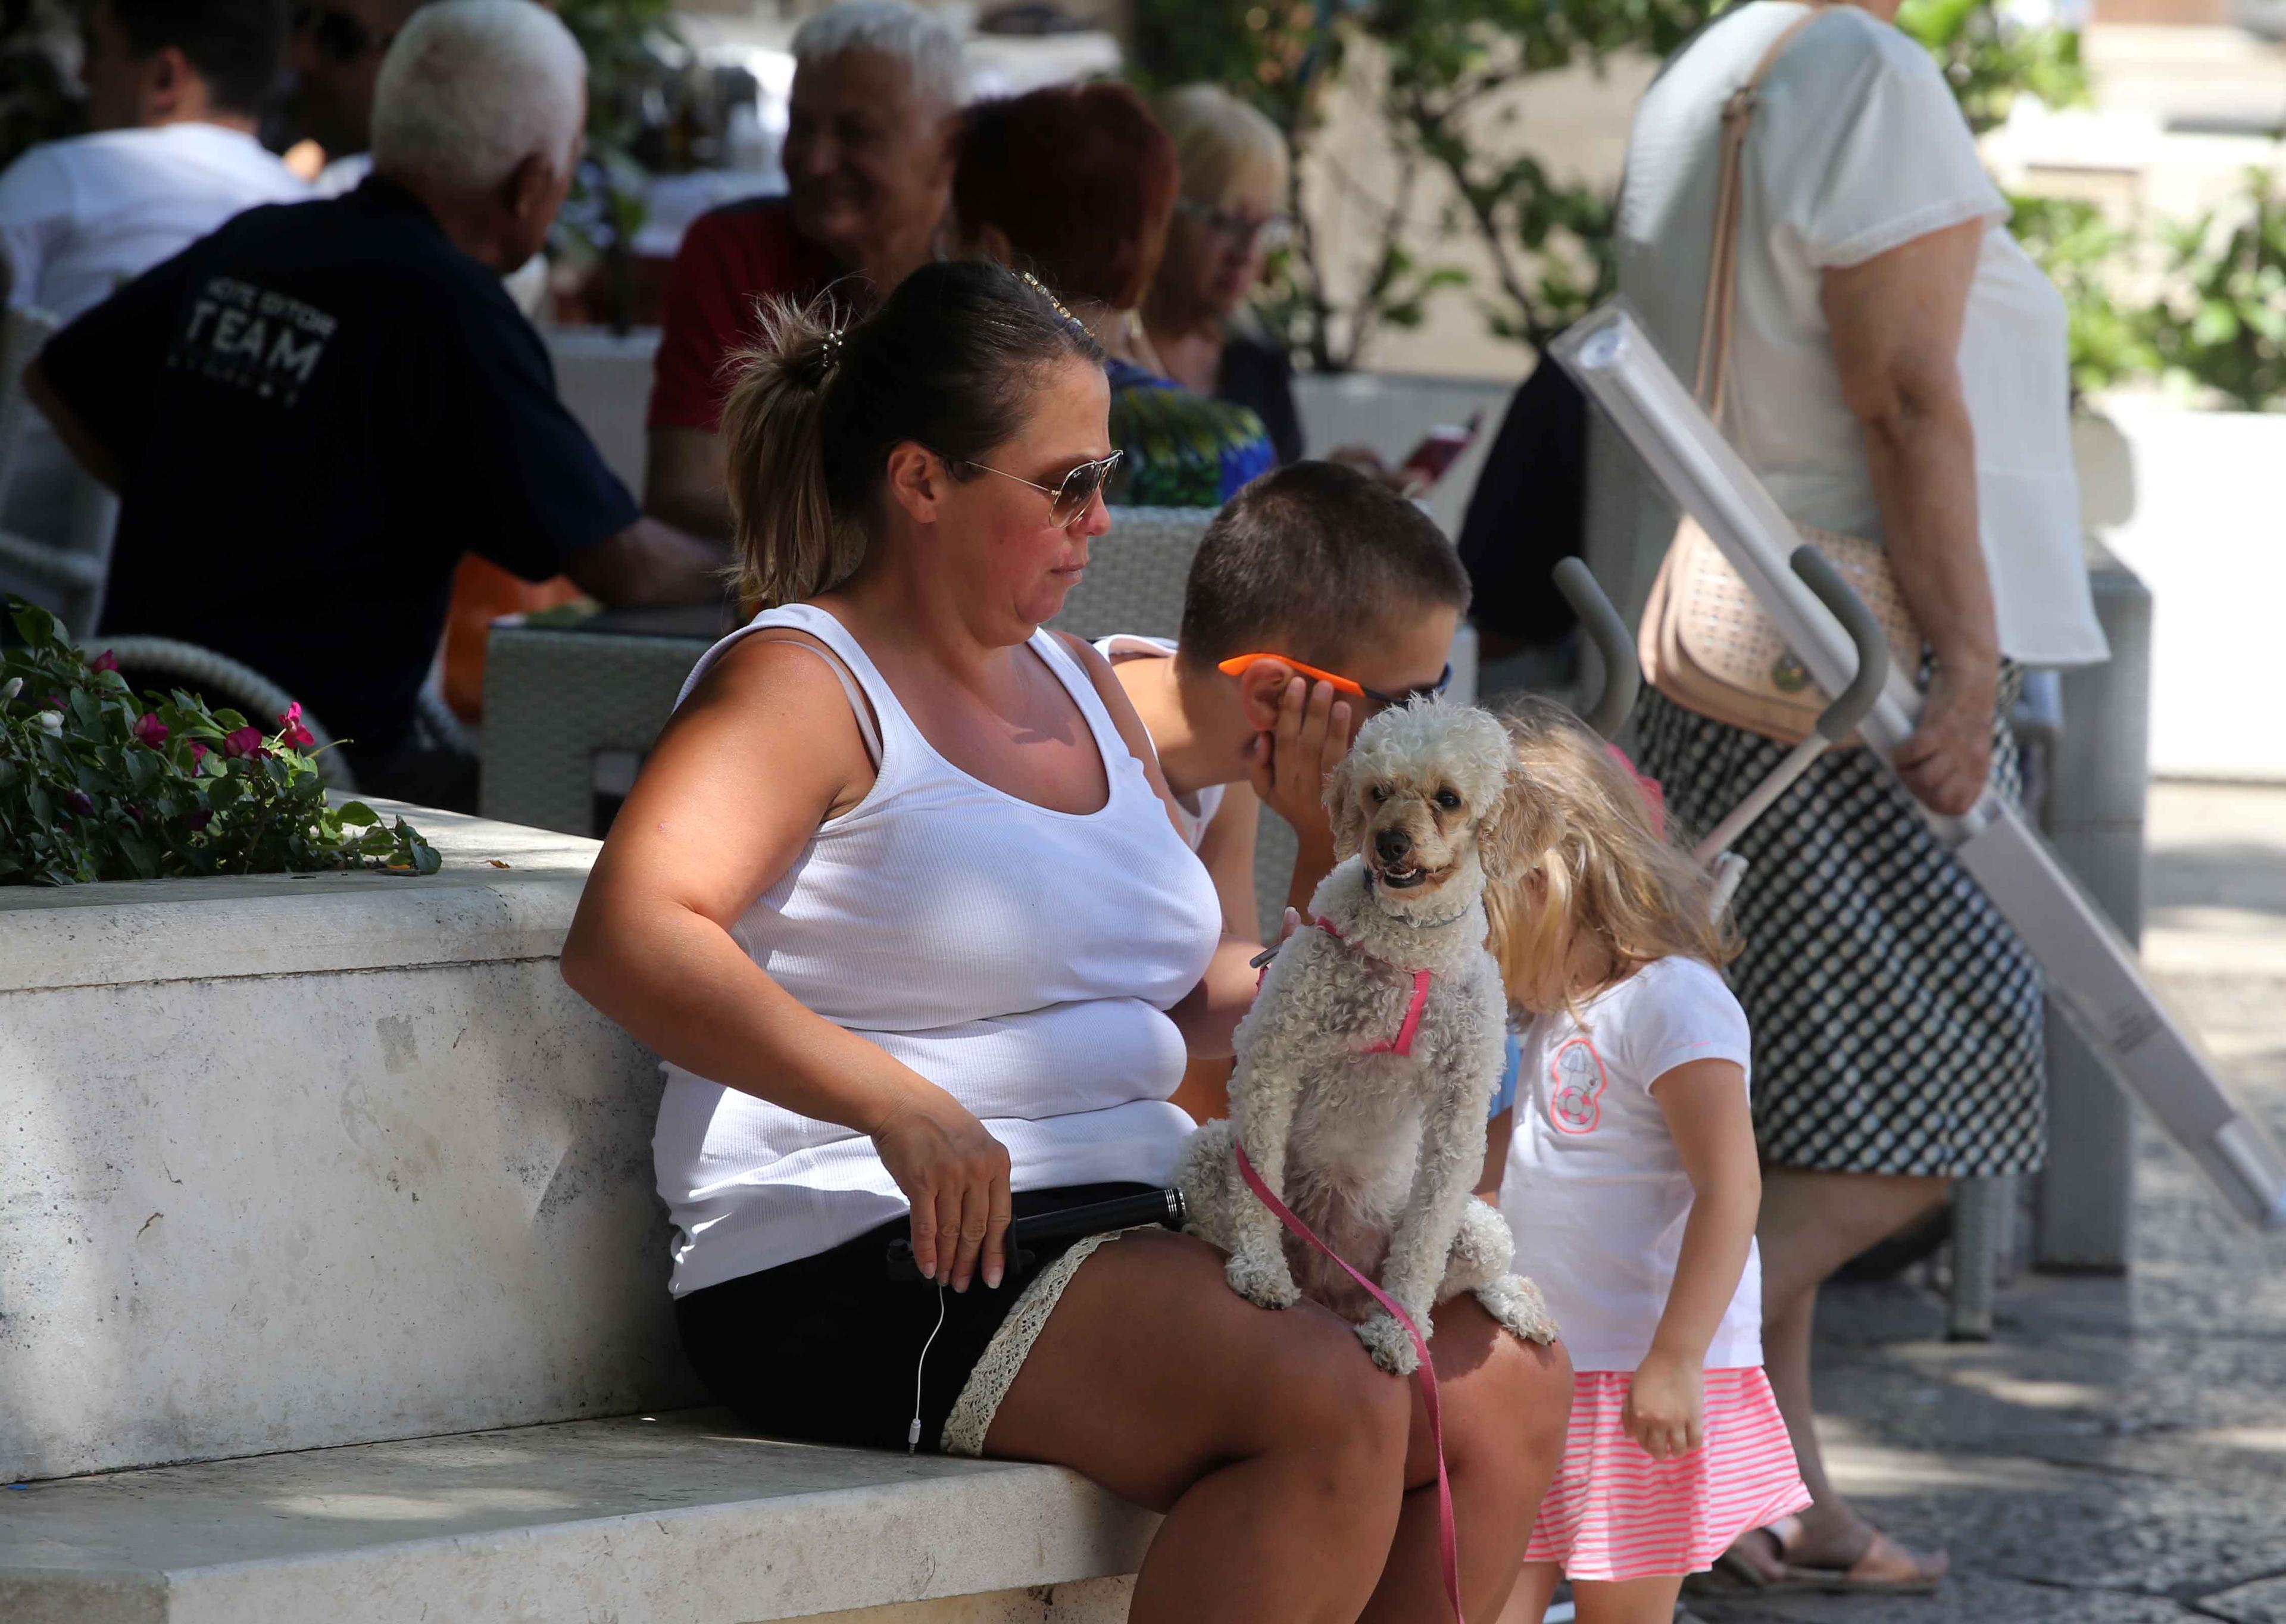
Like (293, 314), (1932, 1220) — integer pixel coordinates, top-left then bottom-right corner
(562, 258), (1572, 1622)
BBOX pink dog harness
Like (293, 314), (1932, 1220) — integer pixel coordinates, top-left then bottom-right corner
(1313, 917), (1432, 1057)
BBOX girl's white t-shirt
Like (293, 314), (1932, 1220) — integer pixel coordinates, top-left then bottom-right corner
(1502, 956), (1762, 1372)
(1588, 1), (2107, 668)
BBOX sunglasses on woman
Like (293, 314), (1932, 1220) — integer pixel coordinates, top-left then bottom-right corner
(958, 450), (1123, 526)
(1214, 652), (1453, 712)
(291, 2), (383, 63)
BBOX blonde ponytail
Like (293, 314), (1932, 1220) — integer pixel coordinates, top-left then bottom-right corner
(719, 294), (868, 611)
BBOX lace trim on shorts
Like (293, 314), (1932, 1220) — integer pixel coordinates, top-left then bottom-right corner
(939, 1226), (1143, 1456)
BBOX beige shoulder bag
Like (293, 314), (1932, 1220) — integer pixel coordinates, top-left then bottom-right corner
(1638, 5), (1923, 744)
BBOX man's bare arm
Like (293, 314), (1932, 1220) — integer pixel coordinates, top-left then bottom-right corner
(24, 358), (123, 491)
(563, 517), (726, 608)
(644, 425), (734, 542)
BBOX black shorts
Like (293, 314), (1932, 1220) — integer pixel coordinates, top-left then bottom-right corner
(675, 1182), (1153, 1454)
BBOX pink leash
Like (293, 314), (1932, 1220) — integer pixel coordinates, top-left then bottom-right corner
(1234, 1143), (1465, 1623)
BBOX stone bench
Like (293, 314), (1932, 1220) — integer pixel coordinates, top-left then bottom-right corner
(2, 805), (1157, 1619)
(0, 1409), (1156, 1622)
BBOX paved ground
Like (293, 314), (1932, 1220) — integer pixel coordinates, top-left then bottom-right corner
(1683, 781), (2286, 1624)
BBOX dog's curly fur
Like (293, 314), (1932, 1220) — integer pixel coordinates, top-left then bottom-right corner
(1178, 699), (1560, 1373)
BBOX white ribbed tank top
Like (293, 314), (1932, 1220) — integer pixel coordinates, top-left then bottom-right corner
(652, 603), (1223, 1294)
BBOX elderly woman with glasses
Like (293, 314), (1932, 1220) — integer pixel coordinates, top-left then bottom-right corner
(954, 82), (1278, 508)
(1141, 86), (1301, 469)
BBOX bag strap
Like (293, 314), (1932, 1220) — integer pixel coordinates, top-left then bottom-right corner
(1692, 2), (1834, 421)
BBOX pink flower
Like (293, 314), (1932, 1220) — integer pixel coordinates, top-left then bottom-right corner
(223, 726), (266, 760)
(132, 712), (168, 748)
(186, 808), (212, 833)
(63, 789), (93, 817)
(189, 741), (208, 765)
(90, 649), (117, 674)
(276, 701), (315, 749)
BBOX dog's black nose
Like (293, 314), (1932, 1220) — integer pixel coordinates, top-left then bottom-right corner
(1375, 829), (1413, 864)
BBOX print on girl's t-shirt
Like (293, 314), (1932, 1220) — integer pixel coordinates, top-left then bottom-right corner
(1503, 955), (1763, 1370)
(1550, 1037), (1607, 1135)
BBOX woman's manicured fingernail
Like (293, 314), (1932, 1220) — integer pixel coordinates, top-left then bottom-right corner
(985, 1263), (1003, 1288)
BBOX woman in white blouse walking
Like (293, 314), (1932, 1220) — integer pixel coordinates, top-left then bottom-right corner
(1589, 0), (2108, 1594)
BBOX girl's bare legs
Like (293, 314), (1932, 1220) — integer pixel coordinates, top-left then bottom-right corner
(1734, 1167), (1951, 1581)
(1572, 1575), (1686, 1622)
(983, 1229), (1413, 1623)
(1500, 1560), (1564, 1623)
(1499, 1567), (1685, 1623)
(1360, 1294), (1574, 1624)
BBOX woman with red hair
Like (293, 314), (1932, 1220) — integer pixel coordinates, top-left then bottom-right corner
(954, 82), (1276, 507)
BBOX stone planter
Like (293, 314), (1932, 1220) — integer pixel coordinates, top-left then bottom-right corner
(1, 807), (697, 1484)
(2082, 395), (2286, 782)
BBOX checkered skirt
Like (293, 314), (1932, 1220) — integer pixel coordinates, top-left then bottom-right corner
(1632, 685), (2045, 1177)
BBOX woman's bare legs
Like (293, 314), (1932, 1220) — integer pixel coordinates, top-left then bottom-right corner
(1360, 1295), (1573, 1624)
(983, 1229), (1413, 1623)
(1732, 1168), (1950, 1582)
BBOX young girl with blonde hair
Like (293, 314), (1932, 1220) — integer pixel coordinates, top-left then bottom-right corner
(1486, 697), (1809, 1624)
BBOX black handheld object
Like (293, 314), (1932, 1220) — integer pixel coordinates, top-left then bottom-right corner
(885, 1187), (1188, 1283)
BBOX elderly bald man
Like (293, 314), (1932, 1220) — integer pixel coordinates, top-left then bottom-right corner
(642, 0), (961, 540)
(29, 0), (720, 807)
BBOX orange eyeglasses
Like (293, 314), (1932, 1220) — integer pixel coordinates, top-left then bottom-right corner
(1214, 652), (1453, 711)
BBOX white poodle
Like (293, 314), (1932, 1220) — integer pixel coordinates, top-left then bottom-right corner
(1178, 699), (1558, 1374)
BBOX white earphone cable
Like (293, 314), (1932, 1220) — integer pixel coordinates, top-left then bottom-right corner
(908, 1283), (947, 1453)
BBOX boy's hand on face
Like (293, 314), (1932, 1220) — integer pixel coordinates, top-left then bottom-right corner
(1244, 676), (1352, 860)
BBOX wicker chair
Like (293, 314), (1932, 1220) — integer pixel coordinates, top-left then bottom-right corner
(1044, 505), (1213, 642)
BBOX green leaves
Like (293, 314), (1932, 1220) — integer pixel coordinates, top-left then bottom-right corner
(0, 596), (442, 886)
(1897, 0), (2088, 135)
(2142, 167), (2286, 411)
(2014, 168), (2286, 412)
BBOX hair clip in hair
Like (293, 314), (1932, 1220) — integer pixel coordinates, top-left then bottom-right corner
(819, 326), (846, 371)
(1020, 270), (1082, 329)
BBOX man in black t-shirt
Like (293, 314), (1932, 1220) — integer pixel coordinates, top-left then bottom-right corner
(29, 0), (720, 802)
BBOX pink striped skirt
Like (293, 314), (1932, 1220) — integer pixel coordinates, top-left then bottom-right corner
(1525, 1367), (1811, 1581)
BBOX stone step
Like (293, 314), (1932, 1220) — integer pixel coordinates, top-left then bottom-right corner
(0, 1409), (1156, 1623)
